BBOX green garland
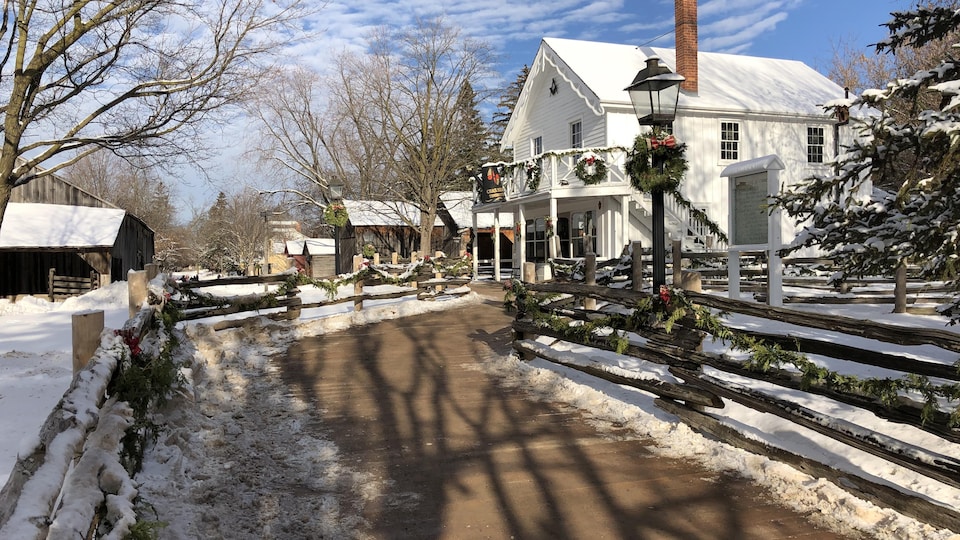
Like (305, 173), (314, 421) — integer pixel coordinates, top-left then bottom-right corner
(525, 162), (542, 191)
(507, 282), (960, 427)
(575, 153), (608, 185)
(323, 202), (349, 227)
(626, 131), (686, 193)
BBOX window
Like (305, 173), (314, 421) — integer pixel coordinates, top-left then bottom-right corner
(525, 218), (547, 263)
(532, 136), (542, 156)
(720, 121), (739, 161)
(570, 121), (582, 149)
(571, 211), (595, 258)
(807, 126), (825, 163)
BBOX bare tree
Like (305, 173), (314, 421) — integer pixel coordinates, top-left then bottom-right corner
(0, 0), (309, 225)
(250, 18), (496, 252)
(368, 18), (496, 252)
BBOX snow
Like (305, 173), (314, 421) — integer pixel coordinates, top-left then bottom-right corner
(0, 202), (126, 248)
(2, 277), (960, 538)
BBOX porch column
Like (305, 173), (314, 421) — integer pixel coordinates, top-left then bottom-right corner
(493, 210), (501, 282)
(621, 195), (631, 254)
(549, 197), (558, 260)
(472, 210), (479, 278)
(517, 204), (526, 277)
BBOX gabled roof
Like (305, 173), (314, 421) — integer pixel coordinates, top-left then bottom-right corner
(0, 202), (126, 249)
(343, 200), (443, 227)
(303, 238), (335, 255)
(440, 191), (513, 229)
(506, 37), (847, 143)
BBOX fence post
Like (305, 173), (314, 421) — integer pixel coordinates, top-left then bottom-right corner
(584, 253), (597, 311)
(145, 263), (159, 280)
(392, 252), (398, 264)
(72, 310), (104, 374)
(679, 271), (702, 293)
(373, 253), (380, 266)
(894, 261), (908, 314)
(522, 261), (536, 283)
(353, 255), (362, 272)
(728, 249), (741, 300)
(127, 270), (148, 318)
(631, 241), (643, 292)
(354, 280), (363, 312)
(672, 240), (682, 286)
(285, 287), (301, 320)
(48, 268), (56, 301)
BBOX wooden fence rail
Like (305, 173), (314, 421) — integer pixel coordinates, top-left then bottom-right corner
(513, 274), (960, 532)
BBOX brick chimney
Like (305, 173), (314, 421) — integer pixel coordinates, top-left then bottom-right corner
(675, 0), (698, 93)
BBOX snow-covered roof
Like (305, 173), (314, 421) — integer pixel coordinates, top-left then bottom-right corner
(303, 238), (335, 255)
(508, 38), (847, 141)
(0, 203), (126, 249)
(343, 200), (443, 227)
(440, 191), (513, 228)
(285, 240), (305, 255)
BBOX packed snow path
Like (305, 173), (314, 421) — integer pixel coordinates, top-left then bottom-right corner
(138, 284), (859, 538)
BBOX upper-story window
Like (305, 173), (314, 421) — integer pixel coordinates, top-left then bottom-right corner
(570, 121), (582, 149)
(532, 136), (543, 156)
(807, 126), (825, 164)
(720, 121), (739, 161)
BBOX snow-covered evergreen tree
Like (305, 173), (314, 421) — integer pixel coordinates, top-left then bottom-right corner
(777, 5), (960, 318)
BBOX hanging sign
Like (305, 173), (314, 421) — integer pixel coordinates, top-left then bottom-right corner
(477, 164), (506, 204)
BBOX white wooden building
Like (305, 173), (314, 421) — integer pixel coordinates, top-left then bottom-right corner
(473, 0), (854, 279)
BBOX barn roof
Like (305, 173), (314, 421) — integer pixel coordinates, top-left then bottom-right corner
(0, 202), (126, 249)
(440, 191), (513, 229)
(343, 200), (443, 227)
(303, 238), (335, 255)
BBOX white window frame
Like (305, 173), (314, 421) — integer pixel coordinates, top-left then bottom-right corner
(807, 126), (825, 164)
(531, 135), (543, 157)
(720, 121), (740, 161)
(570, 120), (582, 149)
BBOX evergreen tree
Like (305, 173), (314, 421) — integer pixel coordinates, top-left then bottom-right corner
(777, 5), (960, 318)
(449, 81), (490, 190)
(200, 192), (233, 274)
(489, 65), (529, 162)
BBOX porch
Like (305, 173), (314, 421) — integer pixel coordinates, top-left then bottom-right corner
(471, 147), (722, 280)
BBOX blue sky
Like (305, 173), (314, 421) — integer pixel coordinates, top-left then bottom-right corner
(307, 0), (904, 83)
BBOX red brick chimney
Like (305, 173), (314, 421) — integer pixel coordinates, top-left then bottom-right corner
(675, 0), (698, 93)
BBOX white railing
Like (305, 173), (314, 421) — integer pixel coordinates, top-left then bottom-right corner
(499, 147), (631, 198)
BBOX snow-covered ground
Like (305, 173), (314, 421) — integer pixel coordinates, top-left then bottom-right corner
(1, 276), (960, 539)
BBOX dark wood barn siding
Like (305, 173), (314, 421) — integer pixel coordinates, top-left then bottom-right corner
(0, 250), (106, 297)
(110, 214), (155, 281)
(10, 175), (113, 208)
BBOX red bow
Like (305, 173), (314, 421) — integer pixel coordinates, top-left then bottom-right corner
(585, 155), (596, 165)
(649, 135), (676, 149)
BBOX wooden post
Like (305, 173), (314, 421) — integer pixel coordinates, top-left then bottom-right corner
(72, 310), (104, 373)
(679, 270), (702, 293)
(894, 261), (908, 314)
(435, 270), (443, 292)
(631, 241), (643, 292)
(353, 255), (362, 272)
(286, 295), (302, 320)
(354, 280), (363, 312)
(672, 240), (682, 286)
(522, 261), (536, 283)
(373, 253), (380, 266)
(392, 252), (398, 265)
(48, 268), (56, 301)
(411, 251), (418, 262)
(127, 270), (148, 318)
(584, 253), (597, 311)
(145, 263), (159, 280)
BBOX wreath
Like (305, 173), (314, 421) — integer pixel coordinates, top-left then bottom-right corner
(323, 202), (349, 227)
(574, 152), (608, 185)
(525, 161), (542, 190)
(626, 131), (687, 193)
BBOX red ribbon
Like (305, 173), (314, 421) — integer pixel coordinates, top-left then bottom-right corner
(649, 135), (676, 149)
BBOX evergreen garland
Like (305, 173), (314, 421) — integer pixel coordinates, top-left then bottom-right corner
(525, 161), (542, 190)
(625, 130), (686, 193)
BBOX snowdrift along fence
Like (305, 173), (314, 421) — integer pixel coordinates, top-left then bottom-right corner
(173, 263), (472, 330)
(0, 303), (159, 540)
(511, 279), (960, 532)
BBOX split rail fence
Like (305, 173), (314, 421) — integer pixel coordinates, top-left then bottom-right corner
(0, 260), (473, 539)
(513, 257), (960, 532)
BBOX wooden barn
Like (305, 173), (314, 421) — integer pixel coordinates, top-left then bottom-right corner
(0, 174), (155, 299)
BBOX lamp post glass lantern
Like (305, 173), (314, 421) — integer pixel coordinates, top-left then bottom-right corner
(624, 57), (684, 290)
(330, 181), (344, 275)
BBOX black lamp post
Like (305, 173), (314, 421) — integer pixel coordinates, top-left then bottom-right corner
(625, 57), (684, 290)
(330, 181), (344, 275)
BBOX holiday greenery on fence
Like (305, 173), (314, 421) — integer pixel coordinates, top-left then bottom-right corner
(525, 161), (542, 190)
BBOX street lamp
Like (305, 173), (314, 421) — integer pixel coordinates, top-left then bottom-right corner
(329, 181), (344, 275)
(625, 56), (684, 290)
